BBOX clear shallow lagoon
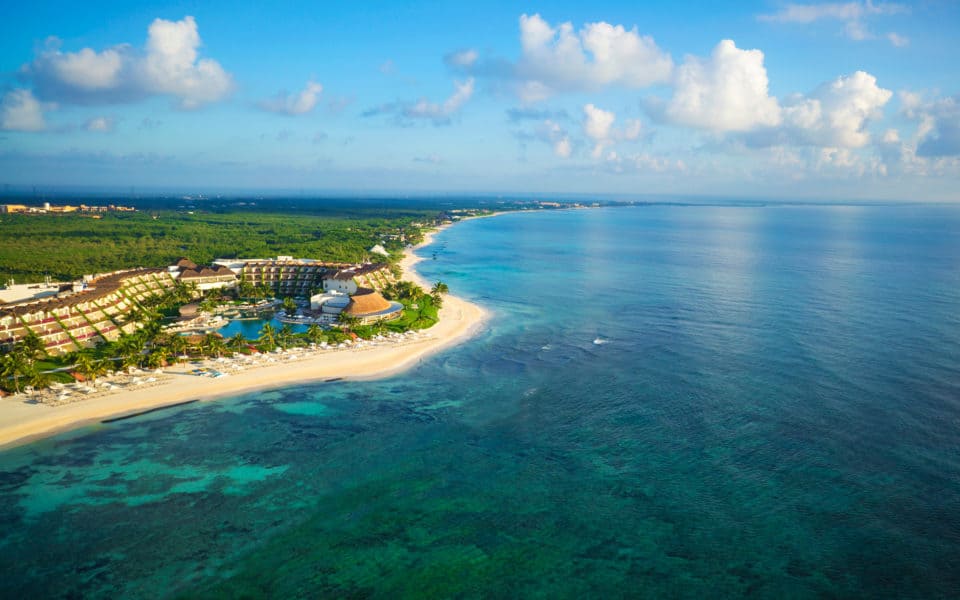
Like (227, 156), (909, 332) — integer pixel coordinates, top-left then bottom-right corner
(2, 205), (960, 598)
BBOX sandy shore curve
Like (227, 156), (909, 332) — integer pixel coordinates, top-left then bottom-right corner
(0, 224), (487, 449)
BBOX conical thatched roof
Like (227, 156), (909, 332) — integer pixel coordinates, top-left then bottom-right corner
(345, 288), (391, 316)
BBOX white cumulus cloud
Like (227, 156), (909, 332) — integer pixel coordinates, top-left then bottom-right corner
(782, 71), (892, 148)
(513, 14), (673, 101)
(1, 89), (48, 131)
(583, 104), (615, 143)
(141, 16), (233, 108)
(663, 40), (781, 132)
(583, 104), (643, 158)
(258, 80), (324, 116)
(22, 16), (233, 109)
(43, 46), (126, 90)
(733, 70), (892, 153)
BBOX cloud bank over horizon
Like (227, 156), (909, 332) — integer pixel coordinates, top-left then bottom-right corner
(0, 3), (957, 201)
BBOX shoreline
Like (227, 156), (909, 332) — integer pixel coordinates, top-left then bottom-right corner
(0, 223), (488, 451)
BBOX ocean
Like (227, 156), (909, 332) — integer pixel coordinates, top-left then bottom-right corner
(2, 204), (959, 598)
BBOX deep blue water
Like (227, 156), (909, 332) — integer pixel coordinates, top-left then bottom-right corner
(2, 205), (959, 598)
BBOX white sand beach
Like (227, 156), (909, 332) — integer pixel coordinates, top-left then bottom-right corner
(0, 227), (487, 449)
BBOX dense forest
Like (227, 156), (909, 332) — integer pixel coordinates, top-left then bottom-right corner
(0, 208), (434, 283)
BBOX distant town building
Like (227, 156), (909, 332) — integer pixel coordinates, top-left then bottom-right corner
(0, 203), (134, 214)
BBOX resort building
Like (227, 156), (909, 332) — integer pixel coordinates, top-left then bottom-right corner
(212, 257), (395, 297)
(171, 258), (237, 291)
(0, 279), (63, 305)
(0, 269), (176, 355)
(0, 255), (401, 355)
(309, 290), (352, 323)
(322, 264), (394, 294)
(342, 288), (404, 325)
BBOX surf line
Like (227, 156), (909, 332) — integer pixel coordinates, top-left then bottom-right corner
(101, 399), (200, 424)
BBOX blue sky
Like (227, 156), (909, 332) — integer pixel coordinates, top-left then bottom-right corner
(1, 1), (958, 200)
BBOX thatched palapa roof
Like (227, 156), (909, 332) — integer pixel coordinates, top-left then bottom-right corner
(345, 288), (392, 316)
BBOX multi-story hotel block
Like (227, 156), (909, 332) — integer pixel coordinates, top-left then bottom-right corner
(212, 257), (395, 296)
(0, 269), (175, 355)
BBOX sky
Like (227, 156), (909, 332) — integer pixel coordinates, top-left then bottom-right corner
(1, 1), (958, 201)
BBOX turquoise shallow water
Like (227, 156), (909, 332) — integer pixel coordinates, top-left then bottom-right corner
(2, 205), (960, 598)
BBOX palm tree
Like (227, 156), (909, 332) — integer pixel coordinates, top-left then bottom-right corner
(381, 282), (398, 300)
(282, 296), (297, 316)
(172, 280), (197, 304)
(431, 281), (449, 296)
(276, 324), (295, 349)
(115, 335), (145, 369)
(73, 350), (108, 382)
(139, 317), (162, 340)
(18, 332), (47, 361)
(395, 280), (420, 300)
(258, 323), (277, 351)
(236, 276), (256, 300)
(305, 324), (325, 345)
(145, 347), (170, 369)
(26, 367), (50, 391)
(337, 312), (360, 331)
(168, 335), (189, 362)
(203, 333), (227, 358)
(228, 332), (248, 352)
(1, 350), (31, 394)
(198, 295), (219, 313)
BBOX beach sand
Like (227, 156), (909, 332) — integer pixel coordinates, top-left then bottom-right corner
(0, 225), (487, 449)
